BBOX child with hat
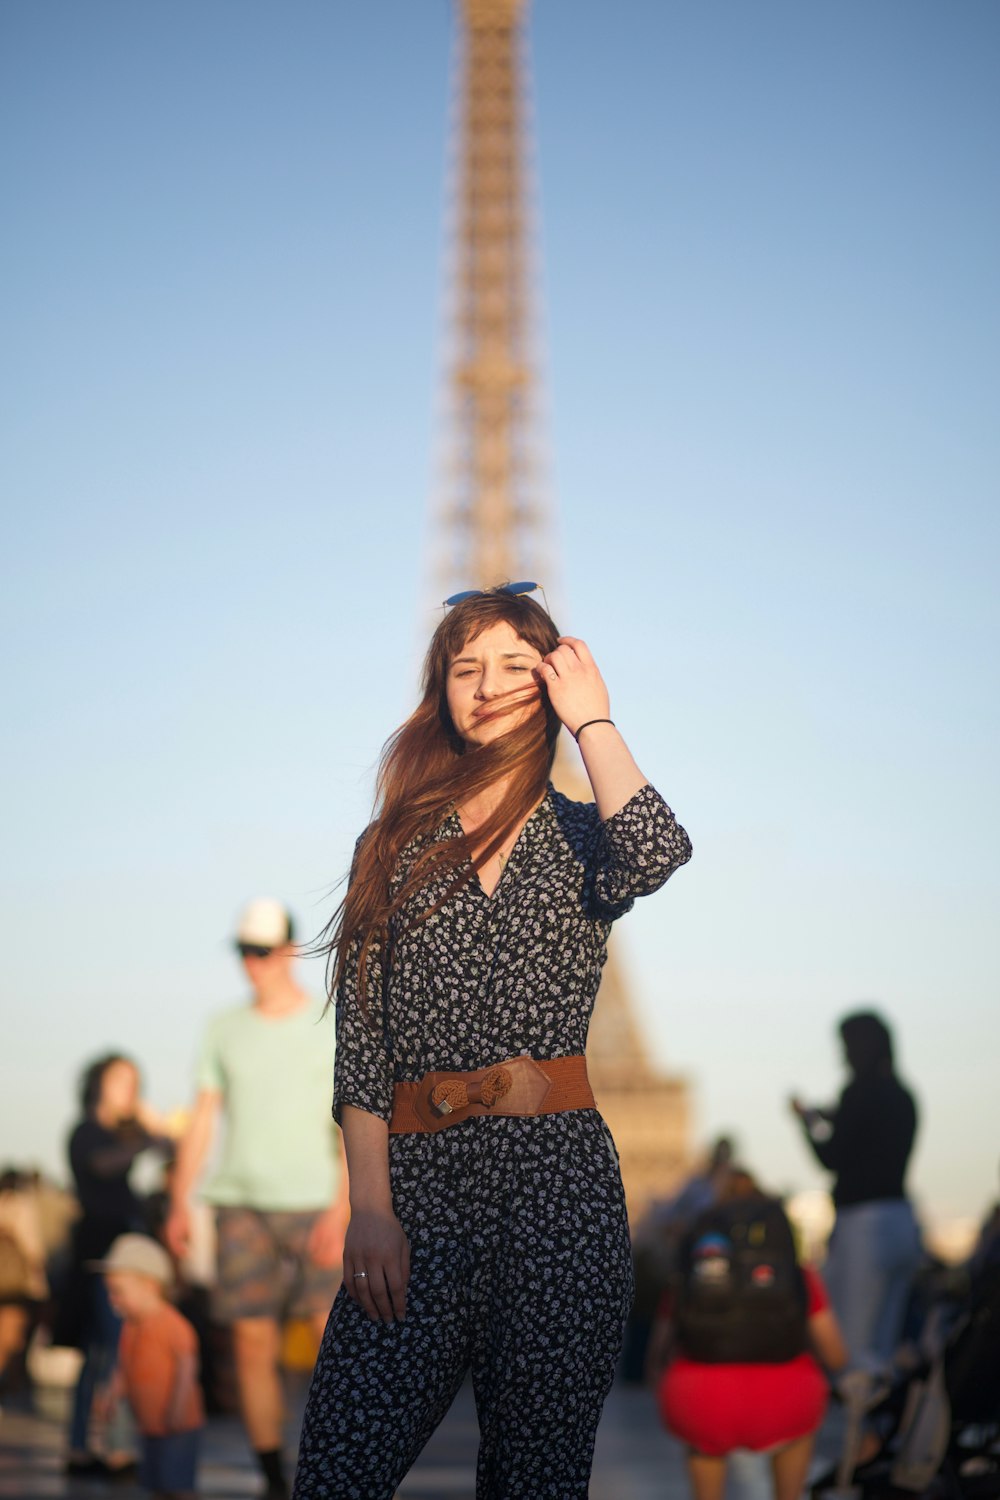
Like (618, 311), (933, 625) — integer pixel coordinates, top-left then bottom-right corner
(89, 1233), (204, 1500)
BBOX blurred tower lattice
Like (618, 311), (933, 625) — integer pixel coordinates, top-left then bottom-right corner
(434, 0), (691, 1221)
(437, 0), (547, 592)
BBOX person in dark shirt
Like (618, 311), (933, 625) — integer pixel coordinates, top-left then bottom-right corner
(62, 1053), (174, 1477)
(791, 1010), (921, 1369)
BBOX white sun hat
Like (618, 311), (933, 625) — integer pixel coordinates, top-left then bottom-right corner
(233, 897), (295, 949)
(86, 1233), (173, 1285)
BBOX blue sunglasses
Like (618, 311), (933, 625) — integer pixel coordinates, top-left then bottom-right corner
(443, 580), (548, 610)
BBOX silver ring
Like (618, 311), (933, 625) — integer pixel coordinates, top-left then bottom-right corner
(352, 1271), (368, 1280)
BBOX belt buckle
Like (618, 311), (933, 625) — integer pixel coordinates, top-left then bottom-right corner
(412, 1070), (467, 1133)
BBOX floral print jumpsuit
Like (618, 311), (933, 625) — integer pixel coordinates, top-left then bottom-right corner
(293, 783), (692, 1500)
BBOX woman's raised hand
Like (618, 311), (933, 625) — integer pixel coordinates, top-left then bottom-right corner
(537, 635), (650, 819)
(535, 637), (610, 736)
(343, 1207), (410, 1323)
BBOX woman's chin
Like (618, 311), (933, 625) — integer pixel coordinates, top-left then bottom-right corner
(462, 726), (495, 747)
(463, 719), (507, 747)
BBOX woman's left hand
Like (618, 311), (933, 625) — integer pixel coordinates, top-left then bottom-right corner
(535, 637), (610, 736)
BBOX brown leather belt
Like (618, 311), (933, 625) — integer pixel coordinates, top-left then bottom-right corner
(389, 1054), (595, 1135)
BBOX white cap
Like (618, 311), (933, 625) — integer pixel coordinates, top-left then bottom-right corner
(234, 897), (294, 948)
(87, 1233), (173, 1284)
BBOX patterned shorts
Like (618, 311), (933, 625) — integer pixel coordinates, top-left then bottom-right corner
(213, 1206), (342, 1324)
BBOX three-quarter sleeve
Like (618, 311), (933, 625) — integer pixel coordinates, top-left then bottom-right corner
(332, 935), (394, 1126)
(589, 783), (692, 919)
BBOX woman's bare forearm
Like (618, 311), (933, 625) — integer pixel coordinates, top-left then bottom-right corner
(340, 1105), (394, 1213)
(574, 721), (648, 821)
(339, 1105), (409, 1322)
(536, 636), (648, 819)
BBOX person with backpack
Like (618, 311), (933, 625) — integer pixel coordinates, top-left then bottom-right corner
(649, 1172), (847, 1500)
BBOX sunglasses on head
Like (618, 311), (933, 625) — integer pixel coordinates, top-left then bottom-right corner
(236, 942), (274, 960)
(443, 580), (548, 610)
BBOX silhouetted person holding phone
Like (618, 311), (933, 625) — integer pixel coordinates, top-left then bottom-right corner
(791, 1010), (920, 1369)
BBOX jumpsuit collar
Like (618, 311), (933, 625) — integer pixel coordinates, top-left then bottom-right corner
(444, 783), (557, 898)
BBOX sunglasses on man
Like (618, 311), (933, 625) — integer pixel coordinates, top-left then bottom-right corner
(235, 942), (275, 960)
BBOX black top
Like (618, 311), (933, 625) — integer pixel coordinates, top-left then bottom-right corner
(801, 1072), (918, 1209)
(68, 1118), (163, 1260)
(333, 783), (693, 1124)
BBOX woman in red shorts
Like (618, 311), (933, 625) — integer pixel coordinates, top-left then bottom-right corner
(651, 1174), (847, 1500)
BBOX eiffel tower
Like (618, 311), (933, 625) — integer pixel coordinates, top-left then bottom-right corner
(433, 0), (691, 1221)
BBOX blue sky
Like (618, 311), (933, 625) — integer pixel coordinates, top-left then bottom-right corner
(2, 1), (998, 1227)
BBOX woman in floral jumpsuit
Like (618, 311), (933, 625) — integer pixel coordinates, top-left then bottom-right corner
(293, 589), (691, 1500)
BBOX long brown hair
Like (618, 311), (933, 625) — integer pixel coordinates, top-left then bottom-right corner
(324, 589), (561, 1006)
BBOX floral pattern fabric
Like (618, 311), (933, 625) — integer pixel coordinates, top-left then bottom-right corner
(293, 782), (691, 1500)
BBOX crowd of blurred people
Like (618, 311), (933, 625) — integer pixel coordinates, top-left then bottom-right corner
(2, 978), (998, 1500)
(631, 1008), (999, 1500)
(0, 897), (346, 1500)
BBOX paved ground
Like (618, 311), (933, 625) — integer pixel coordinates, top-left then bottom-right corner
(0, 1373), (812, 1500)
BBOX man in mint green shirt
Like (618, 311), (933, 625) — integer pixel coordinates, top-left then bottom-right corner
(166, 899), (347, 1500)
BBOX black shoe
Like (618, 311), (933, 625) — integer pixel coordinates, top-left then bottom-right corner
(65, 1455), (106, 1478)
(103, 1459), (139, 1482)
(66, 1456), (138, 1482)
(264, 1481), (291, 1500)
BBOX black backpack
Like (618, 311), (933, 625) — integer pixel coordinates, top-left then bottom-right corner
(674, 1196), (809, 1364)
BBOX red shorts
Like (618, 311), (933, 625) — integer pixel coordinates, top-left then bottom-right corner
(658, 1354), (829, 1456)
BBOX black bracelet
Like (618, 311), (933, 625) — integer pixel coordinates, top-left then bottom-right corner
(573, 718), (615, 743)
